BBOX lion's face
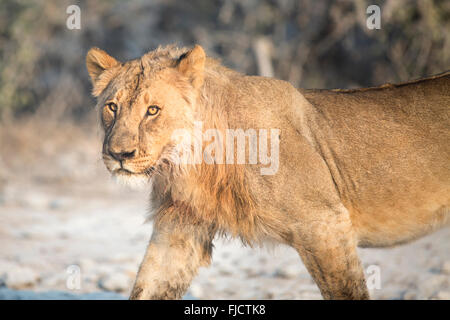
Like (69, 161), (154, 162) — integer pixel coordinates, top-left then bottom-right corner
(100, 70), (193, 185)
(86, 46), (206, 186)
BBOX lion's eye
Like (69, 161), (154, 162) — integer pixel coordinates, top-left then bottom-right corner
(147, 105), (160, 116)
(106, 102), (117, 113)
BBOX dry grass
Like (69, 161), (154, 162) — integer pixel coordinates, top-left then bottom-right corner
(1, 0), (449, 119)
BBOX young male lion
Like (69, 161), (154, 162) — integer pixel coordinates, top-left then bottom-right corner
(86, 44), (449, 300)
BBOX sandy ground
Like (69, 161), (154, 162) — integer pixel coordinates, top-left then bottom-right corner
(0, 122), (448, 300)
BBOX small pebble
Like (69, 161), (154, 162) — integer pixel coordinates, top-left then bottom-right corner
(434, 291), (450, 300)
(98, 273), (131, 292)
(1, 267), (39, 289)
(441, 261), (450, 275)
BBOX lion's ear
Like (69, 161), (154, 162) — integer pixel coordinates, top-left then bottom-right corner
(86, 48), (120, 95)
(177, 45), (206, 89)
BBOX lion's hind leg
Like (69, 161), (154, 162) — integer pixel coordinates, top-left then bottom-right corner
(292, 205), (369, 300)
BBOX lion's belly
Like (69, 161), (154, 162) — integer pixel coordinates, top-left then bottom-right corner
(332, 134), (450, 248)
(349, 191), (450, 248)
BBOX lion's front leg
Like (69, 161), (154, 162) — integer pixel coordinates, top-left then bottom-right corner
(130, 222), (215, 300)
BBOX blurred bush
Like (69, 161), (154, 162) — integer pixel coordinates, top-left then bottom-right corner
(0, 0), (449, 121)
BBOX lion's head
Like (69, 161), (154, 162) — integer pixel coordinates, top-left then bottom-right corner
(86, 45), (206, 187)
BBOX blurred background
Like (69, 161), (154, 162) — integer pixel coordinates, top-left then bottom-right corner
(0, 0), (449, 300)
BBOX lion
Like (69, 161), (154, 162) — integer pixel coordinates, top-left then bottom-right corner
(86, 44), (450, 300)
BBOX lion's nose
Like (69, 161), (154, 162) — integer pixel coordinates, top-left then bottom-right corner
(109, 148), (137, 161)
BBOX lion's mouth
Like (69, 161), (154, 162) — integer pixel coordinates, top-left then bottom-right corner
(114, 168), (131, 174)
(113, 165), (156, 178)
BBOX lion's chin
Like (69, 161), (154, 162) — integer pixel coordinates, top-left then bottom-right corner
(111, 169), (151, 190)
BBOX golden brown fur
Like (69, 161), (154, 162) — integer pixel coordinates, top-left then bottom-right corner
(86, 44), (450, 300)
